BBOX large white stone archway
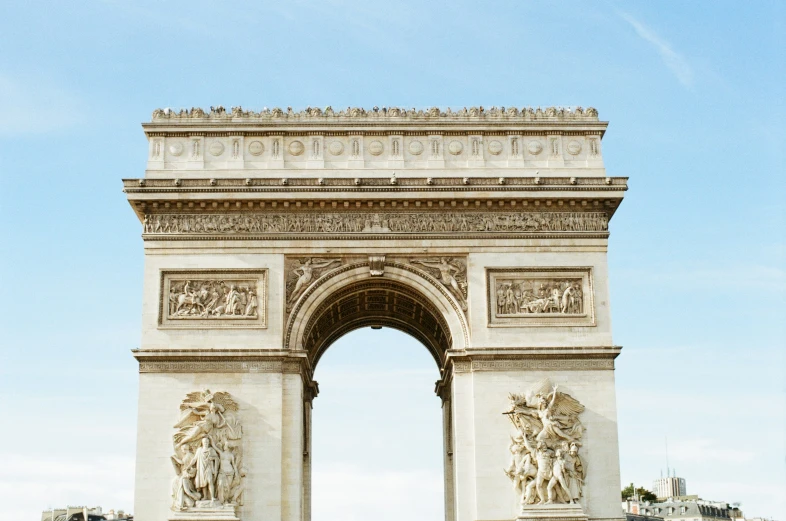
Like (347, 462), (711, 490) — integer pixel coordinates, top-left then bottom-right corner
(126, 105), (626, 521)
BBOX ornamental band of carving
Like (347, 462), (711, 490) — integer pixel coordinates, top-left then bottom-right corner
(139, 361), (285, 373)
(143, 212), (608, 236)
(473, 360), (613, 371)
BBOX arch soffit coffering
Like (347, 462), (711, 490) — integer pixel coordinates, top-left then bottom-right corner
(285, 262), (469, 370)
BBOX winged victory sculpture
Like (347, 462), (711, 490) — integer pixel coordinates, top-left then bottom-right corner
(170, 390), (244, 513)
(504, 379), (586, 509)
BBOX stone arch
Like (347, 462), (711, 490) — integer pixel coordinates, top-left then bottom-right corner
(285, 261), (469, 370)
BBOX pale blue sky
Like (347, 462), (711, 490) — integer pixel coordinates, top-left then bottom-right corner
(0, 1), (784, 520)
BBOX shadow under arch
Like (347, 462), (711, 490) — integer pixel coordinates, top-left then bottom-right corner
(285, 261), (469, 371)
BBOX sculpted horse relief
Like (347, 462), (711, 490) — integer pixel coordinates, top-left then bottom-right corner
(168, 279), (259, 319)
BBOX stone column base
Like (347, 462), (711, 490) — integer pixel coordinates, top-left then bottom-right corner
(518, 503), (588, 521)
(169, 503), (240, 521)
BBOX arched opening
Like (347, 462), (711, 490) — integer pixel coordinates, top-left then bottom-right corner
(302, 278), (452, 370)
(310, 327), (444, 521)
(288, 265), (466, 521)
(285, 262), (469, 357)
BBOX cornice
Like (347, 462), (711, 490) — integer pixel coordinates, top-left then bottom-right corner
(447, 346), (623, 359)
(433, 346), (621, 398)
(125, 176), (627, 191)
(124, 177), (626, 223)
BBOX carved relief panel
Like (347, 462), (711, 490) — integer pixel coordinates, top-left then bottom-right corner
(408, 257), (468, 311)
(285, 257), (344, 312)
(159, 270), (267, 329)
(487, 268), (594, 327)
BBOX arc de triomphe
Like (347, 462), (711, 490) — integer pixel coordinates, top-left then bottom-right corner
(125, 105), (626, 521)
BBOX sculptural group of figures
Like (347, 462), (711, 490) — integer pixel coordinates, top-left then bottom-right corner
(171, 390), (244, 512)
(169, 280), (258, 319)
(143, 212), (608, 236)
(152, 105), (599, 120)
(496, 279), (583, 316)
(505, 380), (586, 508)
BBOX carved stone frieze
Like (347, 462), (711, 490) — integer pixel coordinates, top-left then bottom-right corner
(171, 390), (244, 515)
(151, 105), (600, 122)
(139, 361), (283, 373)
(409, 257), (468, 311)
(469, 359), (613, 371)
(159, 270), (267, 329)
(487, 268), (594, 327)
(505, 380), (586, 510)
(142, 211), (608, 238)
(285, 258), (343, 312)
(453, 360), (472, 373)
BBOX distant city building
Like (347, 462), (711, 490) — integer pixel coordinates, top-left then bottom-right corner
(623, 499), (743, 521)
(41, 506), (132, 521)
(654, 476), (687, 500)
(627, 514), (665, 521)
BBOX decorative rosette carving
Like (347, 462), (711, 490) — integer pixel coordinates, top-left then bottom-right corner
(248, 141), (264, 156)
(209, 142), (225, 157)
(367, 141), (384, 156)
(288, 140), (304, 156)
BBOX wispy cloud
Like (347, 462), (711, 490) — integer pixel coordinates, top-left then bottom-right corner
(618, 11), (694, 88)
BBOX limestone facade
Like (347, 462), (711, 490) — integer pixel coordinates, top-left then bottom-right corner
(126, 106), (626, 521)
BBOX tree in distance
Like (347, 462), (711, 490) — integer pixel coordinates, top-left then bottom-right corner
(621, 483), (658, 502)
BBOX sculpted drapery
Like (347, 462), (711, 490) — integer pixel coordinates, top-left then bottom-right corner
(171, 390), (244, 512)
(505, 380), (586, 508)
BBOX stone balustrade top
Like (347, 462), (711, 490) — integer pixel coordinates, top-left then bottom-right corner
(147, 105), (602, 125)
(142, 106), (608, 176)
